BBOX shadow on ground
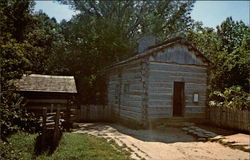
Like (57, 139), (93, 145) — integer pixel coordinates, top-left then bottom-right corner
(75, 122), (197, 143)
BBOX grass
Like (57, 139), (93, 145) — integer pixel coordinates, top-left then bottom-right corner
(1, 132), (132, 160)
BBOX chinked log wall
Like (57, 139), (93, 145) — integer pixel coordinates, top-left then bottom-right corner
(108, 59), (145, 123)
(147, 61), (208, 119)
(209, 107), (250, 132)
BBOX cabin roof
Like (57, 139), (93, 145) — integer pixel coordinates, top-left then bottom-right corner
(16, 74), (77, 93)
(107, 37), (210, 69)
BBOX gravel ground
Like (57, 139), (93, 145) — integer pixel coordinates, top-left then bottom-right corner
(73, 123), (250, 160)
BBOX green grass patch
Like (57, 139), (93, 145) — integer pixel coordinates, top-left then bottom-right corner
(1, 132), (132, 160)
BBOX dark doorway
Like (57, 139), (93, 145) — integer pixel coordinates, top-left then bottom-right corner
(173, 82), (185, 116)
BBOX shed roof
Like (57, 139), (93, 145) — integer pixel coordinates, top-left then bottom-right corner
(107, 37), (210, 69)
(16, 74), (77, 93)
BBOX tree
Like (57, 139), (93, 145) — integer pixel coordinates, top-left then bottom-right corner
(60, 0), (194, 40)
(186, 17), (250, 110)
(217, 17), (249, 53)
(0, 0), (55, 140)
(51, 0), (195, 104)
(211, 17), (250, 92)
(185, 21), (220, 57)
(24, 11), (65, 73)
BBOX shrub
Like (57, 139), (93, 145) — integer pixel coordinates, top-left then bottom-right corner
(209, 85), (250, 110)
(0, 90), (41, 141)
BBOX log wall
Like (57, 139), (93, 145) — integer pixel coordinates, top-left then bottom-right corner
(147, 61), (208, 120)
(106, 44), (209, 124)
(107, 60), (144, 121)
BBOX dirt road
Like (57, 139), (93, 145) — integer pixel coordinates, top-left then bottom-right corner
(73, 123), (250, 160)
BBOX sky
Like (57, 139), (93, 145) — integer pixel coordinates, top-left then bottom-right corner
(34, 1), (249, 29)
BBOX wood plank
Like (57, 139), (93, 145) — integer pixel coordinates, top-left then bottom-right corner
(185, 106), (206, 113)
(148, 114), (172, 119)
(147, 88), (172, 93)
(24, 106), (66, 110)
(184, 112), (205, 118)
(148, 92), (172, 96)
(152, 45), (205, 65)
(185, 90), (207, 96)
(185, 105), (206, 109)
(148, 100), (172, 106)
(148, 76), (206, 84)
(185, 101), (206, 106)
(148, 82), (173, 88)
(150, 69), (207, 75)
(149, 61), (207, 72)
(147, 107), (172, 114)
(149, 70), (207, 79)
(120, 110), (142, 120)
(185, 83), (207, 90)
(27, 99), (68, 104)
(121, 100), (142, 107)
(120, 105), (142, 113)
(122, 95), (143, 101)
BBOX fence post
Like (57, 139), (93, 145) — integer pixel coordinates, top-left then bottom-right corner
(42, 107), (47, 130)
(55, 107), (60, 132)
(50, 104), (54, 113)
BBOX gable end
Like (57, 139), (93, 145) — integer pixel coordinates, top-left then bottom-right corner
(149, 44), (208, 66)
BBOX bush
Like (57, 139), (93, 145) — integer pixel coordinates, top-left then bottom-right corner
(0, 90), (41, 141)
(209, 85), (250, 110)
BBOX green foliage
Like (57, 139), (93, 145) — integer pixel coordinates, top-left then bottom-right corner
(217, 17), (249, 53)
(0, 132), (35, 160)
(0, 0), (43, 140)
(60, 0), (194, 40)
(25, 11), (65, 73)
(210, 49), (250, 92)
(51, 0), (195, 104)
(187, 17), (250, 110)
(0, 89), (41, 140)
(209, 86), (250, 110)
(209, 18), (250, 92)
(0, 132), (132, 160)
(185, 21), (220, 57)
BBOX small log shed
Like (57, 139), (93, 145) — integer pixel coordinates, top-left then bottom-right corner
(16, 74), (77, 115)
(105, 37), (210, 127)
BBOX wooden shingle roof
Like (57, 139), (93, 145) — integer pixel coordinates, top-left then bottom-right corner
(16, 74), (77, 93)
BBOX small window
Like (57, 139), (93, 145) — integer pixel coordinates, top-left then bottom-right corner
(124, 84), (129, 94)
(193, 92), (199, 102)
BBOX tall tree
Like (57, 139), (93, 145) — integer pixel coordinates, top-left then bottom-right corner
(51, 0), (195, 104)
(60, 0), (194, 40)
(217, 17), (249, 53)
(24, 11), (64, 73)
(186, 17), (250, 93)
(0, 0), (59, 139)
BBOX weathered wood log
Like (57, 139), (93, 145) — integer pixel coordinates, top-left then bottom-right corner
(149, 61), (207, 73)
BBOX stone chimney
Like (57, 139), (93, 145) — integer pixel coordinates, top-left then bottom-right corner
(138, 35), (156, 53)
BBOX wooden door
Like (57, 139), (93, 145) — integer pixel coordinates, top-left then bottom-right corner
(173, 82), (185, 116)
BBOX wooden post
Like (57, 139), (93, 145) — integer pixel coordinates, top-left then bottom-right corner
(50, 104), (54, 113)
(42, 107), (47, 130)
(40, 107), (47, 153)
(65, 101), (71, 131)
(54, 107), (60, 135)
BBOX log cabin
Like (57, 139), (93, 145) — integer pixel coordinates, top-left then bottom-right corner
(105, 37), (210, 127)
(15, 74), (77, 115)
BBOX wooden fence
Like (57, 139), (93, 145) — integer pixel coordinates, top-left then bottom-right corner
(209, 107), (250, 132)
(77, 105), (113, 122)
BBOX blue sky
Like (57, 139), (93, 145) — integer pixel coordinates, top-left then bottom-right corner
(34, 1), (249, 29)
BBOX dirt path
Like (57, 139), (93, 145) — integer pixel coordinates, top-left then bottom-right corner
(73, 123), (250, 160)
